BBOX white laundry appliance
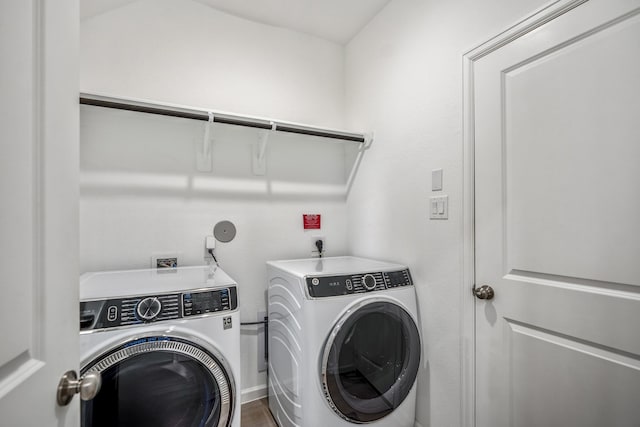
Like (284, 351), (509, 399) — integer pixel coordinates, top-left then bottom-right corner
(267, 256), (421, 427)
(79, 265), (241, 427)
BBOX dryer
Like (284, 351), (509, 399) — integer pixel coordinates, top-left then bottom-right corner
(79, 265), (241, 427)
(267, 256), (421, 427)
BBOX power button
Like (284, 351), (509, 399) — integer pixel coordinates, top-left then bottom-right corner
(311, 278), (320, 286)
(107, 305), (118, 322)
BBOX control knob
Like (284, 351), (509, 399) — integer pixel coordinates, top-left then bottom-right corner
(136, 297), (162, 321)
(362, 274), (377, 291)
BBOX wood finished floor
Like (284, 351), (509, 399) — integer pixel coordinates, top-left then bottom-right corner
(241, 397), (278, 427)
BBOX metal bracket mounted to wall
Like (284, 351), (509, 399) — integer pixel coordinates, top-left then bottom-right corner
(252, 122), (275, 175)
(196, 112), (214, 172)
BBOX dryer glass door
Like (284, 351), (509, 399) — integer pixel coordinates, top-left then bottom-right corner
(321, 300), (421, 423)
(81, 336), (233, 427)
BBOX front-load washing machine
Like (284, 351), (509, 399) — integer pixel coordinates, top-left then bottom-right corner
(267, 256), (421, 427)
(79, 265), (241, 427)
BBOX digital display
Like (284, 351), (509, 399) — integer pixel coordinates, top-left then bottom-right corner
(387, 271), (408, 287)
(192, 291), (222, 312)
(183, 288), (232, 317)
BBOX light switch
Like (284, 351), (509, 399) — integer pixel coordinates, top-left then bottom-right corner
(429, 195), (448, 220)
(432, 169), (443, 191)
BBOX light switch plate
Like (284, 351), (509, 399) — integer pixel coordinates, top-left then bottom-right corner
(429, 195), (448, 220)
(432, 169), (443, 191)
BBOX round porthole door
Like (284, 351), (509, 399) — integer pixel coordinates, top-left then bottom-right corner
(81, 336), (234, 427)
(320, 300), (421, 423)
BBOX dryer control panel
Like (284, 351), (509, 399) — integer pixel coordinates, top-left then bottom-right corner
(80, 286), (237, 331)
(305, 269), (412, 298)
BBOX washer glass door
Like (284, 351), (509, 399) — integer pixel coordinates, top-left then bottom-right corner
(321, 300), (421, 423)
(81, 336), (232, 427)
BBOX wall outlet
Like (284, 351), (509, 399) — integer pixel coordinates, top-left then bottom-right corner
(311, 235), (326, 257)
(156, 257), (177, 268)
(204, 235), (216, 259)
(151, 252), (182, 270)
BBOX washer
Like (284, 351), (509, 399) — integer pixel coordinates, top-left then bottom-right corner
(79, 265), (241, 427)
(267, 256), (421, 427)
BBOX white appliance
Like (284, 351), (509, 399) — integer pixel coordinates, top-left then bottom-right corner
(79, 265), (241, 427)
(267, 256), (421, 427)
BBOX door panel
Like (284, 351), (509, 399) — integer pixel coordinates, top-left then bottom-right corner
(508, 321), (640, 426)
(0, 0), (36, 376)
(0, 0), (79, 425)
(471, 1), (640, 426)
(504, 16), (640, 285)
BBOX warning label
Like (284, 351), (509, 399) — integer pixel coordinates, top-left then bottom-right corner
(303, 214), (321, 230)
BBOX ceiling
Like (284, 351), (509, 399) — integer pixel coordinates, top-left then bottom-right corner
(80, 0), (391, 44)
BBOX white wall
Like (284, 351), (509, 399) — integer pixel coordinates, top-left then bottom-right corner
(80, 0), (344, 128)
(344, 0), (548, 425)
(79, 0), (351, 401)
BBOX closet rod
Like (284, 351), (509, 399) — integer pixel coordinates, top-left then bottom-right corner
(79, 95), (366, 143)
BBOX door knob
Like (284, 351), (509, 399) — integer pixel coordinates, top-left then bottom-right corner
(56, 370), (102, 406)
(473, 285), (495, 300)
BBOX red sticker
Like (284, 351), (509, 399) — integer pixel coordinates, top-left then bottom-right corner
(303, 214), (321, 230)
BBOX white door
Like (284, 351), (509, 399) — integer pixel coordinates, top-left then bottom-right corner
(469, 0), (640, 425)
(0, 1), (80, 425)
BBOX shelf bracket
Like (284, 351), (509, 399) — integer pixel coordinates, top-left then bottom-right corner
(197, 112), (214, 172)
(252, 122), (275, 175)
(363, 132), (375, 149)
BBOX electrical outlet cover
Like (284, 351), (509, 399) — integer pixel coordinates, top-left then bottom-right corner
(151, 252), (182, 269)
(311, 235), (326, 256)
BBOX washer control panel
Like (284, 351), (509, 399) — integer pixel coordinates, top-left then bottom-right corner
(306, 270), (412, 298)
(80, 286), (237, 331)
(182, 288), (232, 317)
